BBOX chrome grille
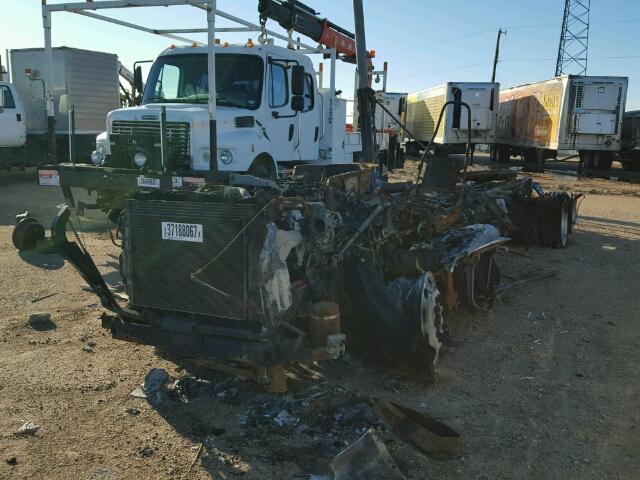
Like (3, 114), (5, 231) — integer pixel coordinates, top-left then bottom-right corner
(112, 120), (190, 138)
(110, 120), (191, 169)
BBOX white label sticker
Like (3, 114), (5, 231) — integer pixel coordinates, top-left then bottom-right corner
(171, 176), (183, 189)
(161, 222), (203, 243)
(137, 175), (161, 189)
(38, 170), (60, 186)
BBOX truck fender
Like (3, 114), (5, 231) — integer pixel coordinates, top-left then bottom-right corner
(248, 153), (278, 179)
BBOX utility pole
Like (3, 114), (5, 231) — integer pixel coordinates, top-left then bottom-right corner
(491, 28), (506, 83)
(353, 0), (376, 164)
(555, 0), (590, 76)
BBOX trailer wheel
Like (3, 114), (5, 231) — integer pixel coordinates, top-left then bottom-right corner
(495, 145), (511, 163)
(592, 151), (613, 171)
(620, 158), (640, 171)
(12, 217), (46, 251)
(580, 150), (595, 169)
(248, 154), (277, 179)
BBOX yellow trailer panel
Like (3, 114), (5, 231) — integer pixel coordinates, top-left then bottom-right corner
(405, 92), (447, 143)
(497, 77), (566, 150)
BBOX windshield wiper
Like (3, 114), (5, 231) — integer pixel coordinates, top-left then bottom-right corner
(143, 95), (165, 103)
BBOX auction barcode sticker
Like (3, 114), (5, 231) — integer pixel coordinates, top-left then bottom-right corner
(161, 222), (203, 243)
(136, 175), (161, 189)
(38, 170), (60, 186)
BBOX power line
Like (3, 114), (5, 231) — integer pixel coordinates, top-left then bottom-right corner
(378, 18), (640, 57)
(377, 29), (496, 56)
(389, 61), (493, 80)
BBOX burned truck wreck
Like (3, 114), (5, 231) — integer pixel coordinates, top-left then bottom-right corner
(15, 164), (579, 372)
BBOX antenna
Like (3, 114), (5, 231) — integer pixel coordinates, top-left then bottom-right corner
(555, 0), (590, 76)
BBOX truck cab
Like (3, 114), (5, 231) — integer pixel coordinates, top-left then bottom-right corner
(0, 82), (27, 148)
(93, 43), (348, 178)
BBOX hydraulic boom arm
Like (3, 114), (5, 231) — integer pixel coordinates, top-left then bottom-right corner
(258, 0), (374, 64)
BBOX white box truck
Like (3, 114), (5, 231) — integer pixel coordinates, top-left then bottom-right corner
(403, 82), (499, 155)
(0, 82), (27, 149)
(1, 47), (120, 168)
(495, 75), (628, 170)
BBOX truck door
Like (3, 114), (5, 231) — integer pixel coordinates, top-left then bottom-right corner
(0, 84), (27, 148)
(266, 60), (295, 162)
(294, 71), (321, 162)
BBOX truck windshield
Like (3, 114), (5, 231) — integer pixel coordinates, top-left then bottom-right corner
(143, 53), (264, 109)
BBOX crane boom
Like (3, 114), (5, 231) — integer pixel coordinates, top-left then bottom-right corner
(258, 0), (374, 64)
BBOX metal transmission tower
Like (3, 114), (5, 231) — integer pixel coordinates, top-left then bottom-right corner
(555, 0), (591, 76)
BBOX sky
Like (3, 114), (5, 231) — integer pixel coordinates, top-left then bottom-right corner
(1, 0), (640, 109)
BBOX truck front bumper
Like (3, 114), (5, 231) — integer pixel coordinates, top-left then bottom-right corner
(37, 163), (208, 193)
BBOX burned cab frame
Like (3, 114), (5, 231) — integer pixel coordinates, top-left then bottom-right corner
(21, 164), (520, 372)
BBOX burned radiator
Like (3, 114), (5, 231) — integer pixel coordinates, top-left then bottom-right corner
(125, 199), (259, 321)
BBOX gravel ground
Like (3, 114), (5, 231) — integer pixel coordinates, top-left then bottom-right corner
(1, 165), (639, 479)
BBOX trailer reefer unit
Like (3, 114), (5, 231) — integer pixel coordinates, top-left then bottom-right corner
(619, 110), (640, 171)
(403, 82), (499, 155)
(1, 47), (119, 167)
(495, 75), (628, 170)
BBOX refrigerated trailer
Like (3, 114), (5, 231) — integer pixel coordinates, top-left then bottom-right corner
(495, 75), (628, 170)
(0, 47), (120, 168)
(402, 82), (499, 155)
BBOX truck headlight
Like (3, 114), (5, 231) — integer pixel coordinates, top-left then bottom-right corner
(219, 149), (234, 164)
(91, 151), (104, 165)
(134, 152), (147, 168)
(96, 142), (107, 155)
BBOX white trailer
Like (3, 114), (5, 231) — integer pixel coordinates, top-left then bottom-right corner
(495, 75), (628, 170)
(403, 82), (499, 155)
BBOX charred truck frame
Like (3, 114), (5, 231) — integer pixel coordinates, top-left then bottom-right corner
(15, 0), (580, 375)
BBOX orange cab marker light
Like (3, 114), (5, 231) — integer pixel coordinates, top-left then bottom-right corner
(170, 44), (177, 49)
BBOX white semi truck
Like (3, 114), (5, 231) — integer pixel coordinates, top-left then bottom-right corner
(87, 41), (361, 179)
(36, 0), (401, 203)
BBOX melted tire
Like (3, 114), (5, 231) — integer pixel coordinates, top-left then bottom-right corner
(345, 260), (442, 370)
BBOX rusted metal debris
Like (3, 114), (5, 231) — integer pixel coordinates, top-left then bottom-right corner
(28, 162), (577, 376)
(331, 428), (406, 480)
(373, 400), (460, 459)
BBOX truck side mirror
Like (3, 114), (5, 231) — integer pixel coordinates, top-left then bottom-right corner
(0, 89), (5, 111)
(291, 65), (305, 96)
(59, 94), (69, 114)
(134, 66), (144, 101)
(291, 95), (304, 112)
(451, 87), (462, 129)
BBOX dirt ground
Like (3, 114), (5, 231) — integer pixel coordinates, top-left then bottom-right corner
(1, 161), (640, 479)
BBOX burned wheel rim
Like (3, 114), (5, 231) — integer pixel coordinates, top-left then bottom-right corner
(559, 200), (569, 247)
(416, 272), (444, 366)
